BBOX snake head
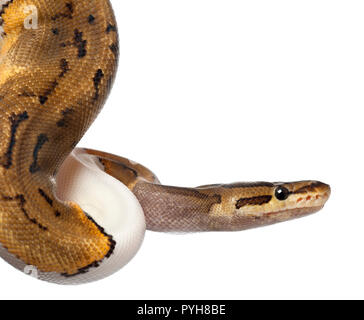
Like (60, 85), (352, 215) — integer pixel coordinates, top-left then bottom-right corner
(217, 180), (331, 231)
(256, 180), (331, 223)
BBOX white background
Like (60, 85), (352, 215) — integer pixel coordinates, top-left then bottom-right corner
(1, 0), (364, 299)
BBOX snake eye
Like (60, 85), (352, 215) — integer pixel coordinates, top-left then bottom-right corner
(275, 186), (290, 201)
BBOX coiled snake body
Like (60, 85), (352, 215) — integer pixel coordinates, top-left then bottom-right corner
(0, 0), (330, 284)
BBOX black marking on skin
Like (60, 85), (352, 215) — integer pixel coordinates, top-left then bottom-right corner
(106, 23), (117, 33)
(38, 188), (53, 206)
(74, 29), (87, 58)
(61, 212), (116, 278)
(116, 161), (138, 178)
(39, 95), (48, 105)
(88, 15), (95, 24)
(39, 80), (58, 105)
(59, 29), (87, 58)
(235, 195), (272, 209)
(70, 141), (78, 149)
(292, 182), (323, 194)
(109, 43), (118, 56)
(99, 157), (138, 178)
(52, 28), (59, 35)
(59, 59), (69, 77)
(51, 2), (73, 21)
(56, 108), (73, 127)
(38, 188), (61, 217)
(2, 194), (48, 231)
(1, 111), (29, 169)
(62, 29), (87, 58)
(93, 69), (104, 100)
(0, 0), (14, 18)
(29, 134), (49, 174)
(65, 2), (73, 13)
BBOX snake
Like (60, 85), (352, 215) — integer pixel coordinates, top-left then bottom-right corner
(0, 0), (330, 285)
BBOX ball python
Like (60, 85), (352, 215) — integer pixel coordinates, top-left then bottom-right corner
(0, 0), (330, 285)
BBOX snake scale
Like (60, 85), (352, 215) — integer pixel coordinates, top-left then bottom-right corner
(0, 0), (330, 284)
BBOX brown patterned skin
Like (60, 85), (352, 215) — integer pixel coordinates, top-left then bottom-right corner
(0, 0), (118, 276)
(85, 149), (331, 232)
(0, 0), (330, 278)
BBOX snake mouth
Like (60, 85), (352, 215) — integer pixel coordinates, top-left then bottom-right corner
(243, 205), (326, 231)
(266, 205), (326, 220)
